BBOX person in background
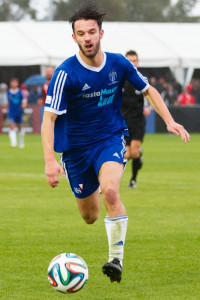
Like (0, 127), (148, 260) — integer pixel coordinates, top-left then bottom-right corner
(0, 83), (8, 107)
(7, 78), (27, 148)
(20, 83), (29, 102)
(28, 85), (42, 105)
(161, 83), (178, 106)
(149, 76), (158, 89)
(156, 77), (168, 94)
(177, 84), (195, 106)
(121, 50), (151, 188)
(190, 79), (200, 104)
(37, 66), (54, 106)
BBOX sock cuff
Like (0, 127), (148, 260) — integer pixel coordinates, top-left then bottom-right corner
(9, 129), (16, 133)
(18, 129), (25, 135)
(104, 215), (128, 223)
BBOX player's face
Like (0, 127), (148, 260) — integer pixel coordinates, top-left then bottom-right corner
(72, 19), (104, 58)
(10, 79), (19, 89)
(126, 55), (139, 67)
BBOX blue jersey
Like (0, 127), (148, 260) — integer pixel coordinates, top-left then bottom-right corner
(7, 88), (24, 117)
(45, 52), (149, 153)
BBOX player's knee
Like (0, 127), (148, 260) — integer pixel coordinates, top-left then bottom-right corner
(82, 212), (99, 224)
(102, 186), (118, 207)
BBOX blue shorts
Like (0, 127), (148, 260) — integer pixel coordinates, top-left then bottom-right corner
(61, 134), (127, 199)
(8, 112), (23, 124)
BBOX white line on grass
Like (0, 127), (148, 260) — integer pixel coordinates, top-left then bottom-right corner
(1, 187), (47, 190)
(0, 172), (45, 178)
(140, 179), (196, 186)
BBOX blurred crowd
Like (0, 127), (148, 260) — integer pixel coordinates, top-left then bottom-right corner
(149, 76), (200, 106)
(0, 71), (200, 107)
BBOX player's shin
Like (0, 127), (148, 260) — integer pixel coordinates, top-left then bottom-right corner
(9, 129), (17, 147)
(18, 128), (25, 148)
(104, 215), (128, 266)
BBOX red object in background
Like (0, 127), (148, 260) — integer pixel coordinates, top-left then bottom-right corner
(41, 81), (49, 105)
(177, 85), (195, 105)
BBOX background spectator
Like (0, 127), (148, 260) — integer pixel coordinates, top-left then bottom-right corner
(161, 83), (178, 106)
(172, 79), (182, 95)
(177, 84), (196, 106)
(20, 83), (29, 102)
(149, 76), (158, 89)
(156, 77), (168, 93)
(0, 83), (8, 107)
(37, 66), (54, 106)
(190, 79), (200, 104)
(28, 85), (42, 105)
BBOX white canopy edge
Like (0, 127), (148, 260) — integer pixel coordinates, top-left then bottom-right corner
(1, 21), (200, 85)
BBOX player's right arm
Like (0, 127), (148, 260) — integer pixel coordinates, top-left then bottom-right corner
(41, 111), (65, 188)
(123, 56), (190, 143)
(143, 86), (190, 143)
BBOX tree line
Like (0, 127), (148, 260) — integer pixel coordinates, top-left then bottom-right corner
(0, 0), (199, 22)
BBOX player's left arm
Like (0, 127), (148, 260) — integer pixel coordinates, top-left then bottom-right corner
(20, 90), (27, 109)
(22, 99), (27, 109)
(143, 85), (190, 143)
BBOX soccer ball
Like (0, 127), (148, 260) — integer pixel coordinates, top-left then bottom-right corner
(47, 253), (88, 293)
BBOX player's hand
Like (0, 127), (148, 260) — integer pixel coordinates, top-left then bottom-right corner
(22, 101), (27, 109)
(143, 107), (151, 116)
(167, 121), (190, 143)
(45, 159), (65, 188)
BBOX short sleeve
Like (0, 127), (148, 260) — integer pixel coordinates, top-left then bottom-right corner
(44, 69), (68, 115)
(124, 58), (149, 93)
(19, 90), (26, 102)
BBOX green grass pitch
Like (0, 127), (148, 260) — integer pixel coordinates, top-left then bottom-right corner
(0, 133), (200, 300)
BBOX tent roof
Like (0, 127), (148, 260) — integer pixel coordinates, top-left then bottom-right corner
(0, 21), (200, 68)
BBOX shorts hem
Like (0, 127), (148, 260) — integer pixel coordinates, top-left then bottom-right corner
(75, 184), (99, 199)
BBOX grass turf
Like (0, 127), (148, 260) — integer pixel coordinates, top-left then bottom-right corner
(0, 133), (200, 299)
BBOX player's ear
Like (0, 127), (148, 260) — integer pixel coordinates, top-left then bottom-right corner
(100, 29), (104, 40)
(72, 34), (77, 43)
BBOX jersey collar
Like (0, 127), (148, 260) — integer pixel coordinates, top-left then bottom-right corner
(10, 88), (19, 94)
(76, 52), (106, 72)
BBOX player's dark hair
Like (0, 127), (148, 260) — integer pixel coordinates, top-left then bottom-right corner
(69, 3), (106, 32)
(125, 50), (138, 58)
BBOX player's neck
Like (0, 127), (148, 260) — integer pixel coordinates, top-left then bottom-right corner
(79, 50), (104, 68)
(10, 88), (19, 93)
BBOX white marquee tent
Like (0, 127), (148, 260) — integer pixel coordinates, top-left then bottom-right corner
(1, 22), (200, 86)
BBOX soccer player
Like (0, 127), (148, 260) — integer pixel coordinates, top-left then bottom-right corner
(41, 4), (190, 283)
(7, 78), (27, 148)
(121, 50), (151, 188)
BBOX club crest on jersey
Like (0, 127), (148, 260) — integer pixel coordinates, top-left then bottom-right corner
(109, 70), (117, 82)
